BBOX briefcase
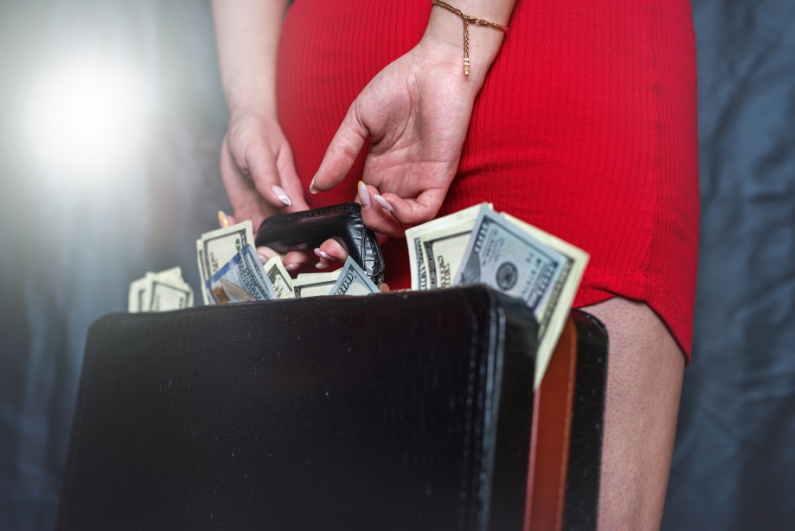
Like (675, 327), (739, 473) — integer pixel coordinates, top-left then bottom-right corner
(58, 204), (608, 530)
(58, 286), (548, 530)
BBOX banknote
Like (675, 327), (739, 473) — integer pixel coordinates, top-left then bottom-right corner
(292, 270), (341, 298)
(128, 267), (193, 312)
(146, 273), (194, 311)
(209, 244), (276, 304)
(197, 220), (255, 305)
(420, 224), (475, 289)
(264, 256), (295, 299)
(405, 203), (490, 290)
(454, 206), (589, 388)
(329, 257), (379, 296)
(128, 277), (149, 312)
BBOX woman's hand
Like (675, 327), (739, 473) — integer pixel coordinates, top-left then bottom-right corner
(310, 16), (505, 239)
(220, 110), (350, 269)
(220, 110), (308, 230)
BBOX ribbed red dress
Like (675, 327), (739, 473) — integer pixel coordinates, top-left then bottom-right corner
(276, 0), (700, 357)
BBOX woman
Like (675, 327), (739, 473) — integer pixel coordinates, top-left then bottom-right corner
(212, 1), (699, 528)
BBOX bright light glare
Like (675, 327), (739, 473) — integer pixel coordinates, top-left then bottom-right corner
(24, 53), (150, 177)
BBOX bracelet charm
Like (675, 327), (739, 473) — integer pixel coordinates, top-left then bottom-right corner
(431, 0), (509, 76)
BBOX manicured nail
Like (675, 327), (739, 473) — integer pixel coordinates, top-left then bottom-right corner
(284, 263), (299, 272)
(218, 210), (230, 228)
(315, 261), (329, 269)
(257, 253), (268, 265)
(271, 185), (292, 206)
(309, 176), (318, 194)
(357, 181), (370, 207)
(314, 248), (332, 261)
(373, 194), (394, 213)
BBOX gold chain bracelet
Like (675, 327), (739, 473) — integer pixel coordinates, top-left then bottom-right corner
(431, 0), (509, 76)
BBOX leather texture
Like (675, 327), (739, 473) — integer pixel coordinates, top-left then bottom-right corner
(254, 202), (385, 285)
(524, 310), (608, 531)
(57, 286), (538, 531)
(563, 310), (608, 531)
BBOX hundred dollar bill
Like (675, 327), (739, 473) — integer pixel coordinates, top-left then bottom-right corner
(405, 203), (490, 290)
(128, 267), (193, 312)
(196, 241), (210, 305)
(292, 270), (341, 298)
(329, 257), (379, 296)
(197, 220), (255, 305)
(209, 245), (276, 304)
(264, 256), (295, 299)
(454, 206), (589, 388)
(128, 277), (149, 312)
(146, 272), (194, 311)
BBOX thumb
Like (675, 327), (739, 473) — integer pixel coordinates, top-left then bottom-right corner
(312, 103), (368, 194)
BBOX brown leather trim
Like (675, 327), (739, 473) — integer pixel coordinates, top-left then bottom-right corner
(525, 317), (578, 531)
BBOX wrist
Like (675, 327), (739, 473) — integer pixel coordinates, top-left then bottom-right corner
(421, 1), (509, 86)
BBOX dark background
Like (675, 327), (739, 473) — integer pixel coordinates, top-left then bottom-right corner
(1, 1), (793, 529)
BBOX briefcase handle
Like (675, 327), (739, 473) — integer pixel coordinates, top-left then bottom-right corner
(255, 202), (385, 285)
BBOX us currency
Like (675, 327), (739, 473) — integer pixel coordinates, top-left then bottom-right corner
(454, 206), (589, 389)
(128, 267), (194, 312)
(329, 257), (379, 296)
(264, 256), (295, 299)
(405, 203), (490, 290)
(197, 220), (255, 305)
(209, 245), (276, 304)
(292, 270), (341, 298)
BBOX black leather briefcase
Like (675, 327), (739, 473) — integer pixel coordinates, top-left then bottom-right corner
(57, 286), (541, 531)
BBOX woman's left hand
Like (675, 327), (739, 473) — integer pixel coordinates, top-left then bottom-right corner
(310, 36), (490, 239)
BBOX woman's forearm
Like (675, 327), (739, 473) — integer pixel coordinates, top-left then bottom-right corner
(211, 0), (290, 116)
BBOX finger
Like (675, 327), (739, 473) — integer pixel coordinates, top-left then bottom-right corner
(220, 138), (269, 227)
(275, 143), (310, 211)
(380, 282), (391, 293)
(361, 200), (404, 239)
(246, 147), (294, 210)
(255, 246), (280, 260)
(377, 189), (447, 226)
(316, 239), (348, 262)
(283, 250), (310, 272)
(312, 104), (369, 193)
(359, 184), (404, 239)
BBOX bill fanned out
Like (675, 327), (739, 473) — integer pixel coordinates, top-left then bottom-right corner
(196, 220), (254, 306)
(209, 245), (276, 304)
(292, 270), (342, 298)
(452, 205), (589, 389)
(128, 267), (194, 313)
(405, 203), (490, 290)
(265, 256), (295, 299)
(329, 257), (379, 296)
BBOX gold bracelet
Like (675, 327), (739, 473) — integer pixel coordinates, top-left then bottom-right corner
(431, 0), (509, 76)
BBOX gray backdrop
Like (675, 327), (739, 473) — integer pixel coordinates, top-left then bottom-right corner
(0, 1), (792, 529)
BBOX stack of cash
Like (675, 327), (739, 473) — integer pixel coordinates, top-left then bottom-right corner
(131, 203), (587, 387)
(406, 203), (589, 388)
(128, 267), (194, 312)
(194, 220), (379, 305)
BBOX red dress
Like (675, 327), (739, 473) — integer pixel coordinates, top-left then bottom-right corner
(276, 0), (700, 357)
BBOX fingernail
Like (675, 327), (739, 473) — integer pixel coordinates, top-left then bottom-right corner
(257, 253), (268, 265)
(315, 261), (329, 270)
(358, 181), (370, 207)
(309, 176), (318, 194)
(373, 194), (394, 213)
(271, 185), (292, 206)
(284, 263), (299, 272)
(218, 210), (230, 228)
(314, 248), (332, 261)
